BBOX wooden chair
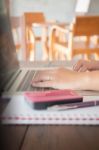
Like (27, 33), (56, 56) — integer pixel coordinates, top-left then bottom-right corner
(23, 12), (48, 60)
(10, 16), (22, 54)
(49, 16), (99, 60)
(10, 16), (36, 61)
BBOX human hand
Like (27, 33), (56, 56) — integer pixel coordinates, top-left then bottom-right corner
(73, 59), (99, 72)
(31, 68), (86, 90)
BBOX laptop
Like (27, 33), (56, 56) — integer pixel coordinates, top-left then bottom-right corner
(0, 2), (74, 99)
(0, 3), (51, 98)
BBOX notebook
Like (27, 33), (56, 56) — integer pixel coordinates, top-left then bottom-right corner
(1, 95), (99, 125)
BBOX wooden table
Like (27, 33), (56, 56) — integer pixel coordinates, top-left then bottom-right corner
(0, 61), (99, 150)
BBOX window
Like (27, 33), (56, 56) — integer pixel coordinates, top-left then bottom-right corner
(75, 0), (90, 14)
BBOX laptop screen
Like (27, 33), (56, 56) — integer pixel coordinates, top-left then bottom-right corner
(0, 0), (19, 74)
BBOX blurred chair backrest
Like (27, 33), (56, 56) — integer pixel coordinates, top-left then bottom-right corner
(23, 12), (46, 60)
(73, 16), (99, 36)
(10, 16), (21, 54)
(49, 15), (99, 61)
(24, 12), (45, 26)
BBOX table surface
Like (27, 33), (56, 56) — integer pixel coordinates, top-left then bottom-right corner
(0, 61), (99, 150)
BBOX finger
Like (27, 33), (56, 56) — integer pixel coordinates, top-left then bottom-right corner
(73, 60), (83, 71)
(32, 70), (54, 82)
(78, 66), (87, 72)
(32, 80), (55, 88)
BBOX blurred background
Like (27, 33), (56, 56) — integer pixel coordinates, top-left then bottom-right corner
(5, 0), (99, 61)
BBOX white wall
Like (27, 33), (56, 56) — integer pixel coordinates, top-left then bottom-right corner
(10, 0), (76, 22)
(10, 0), (99, 23)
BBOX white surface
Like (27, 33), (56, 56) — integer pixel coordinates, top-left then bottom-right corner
(2, 95), (99, 125)
(75, 0), (90, 13)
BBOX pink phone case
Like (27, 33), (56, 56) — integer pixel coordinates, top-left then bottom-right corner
(24, 89), (83, 110)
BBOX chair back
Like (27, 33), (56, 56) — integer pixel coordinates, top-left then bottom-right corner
(73, 16), (99, 36)
(10, 16), (22, 55)
(23, 12), (47, 60)
(24, 12), (45, 26)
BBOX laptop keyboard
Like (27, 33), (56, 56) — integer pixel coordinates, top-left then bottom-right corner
(2, 69), (51, 94)
(0, 70), (17, 93)
(17, 70), (35, 91)
(4, 70), (22, 91)
(17, 70), (51, 92)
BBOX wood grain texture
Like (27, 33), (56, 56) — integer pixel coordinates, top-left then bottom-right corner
(0, 125), (28, 150)
(0, 99), (28, 150)
(21, 125), (97, 150)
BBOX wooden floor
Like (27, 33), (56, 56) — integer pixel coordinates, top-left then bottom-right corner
(1, 122), (99, 150)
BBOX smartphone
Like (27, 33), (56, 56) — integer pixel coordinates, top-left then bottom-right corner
(24, 89), (83, 110)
